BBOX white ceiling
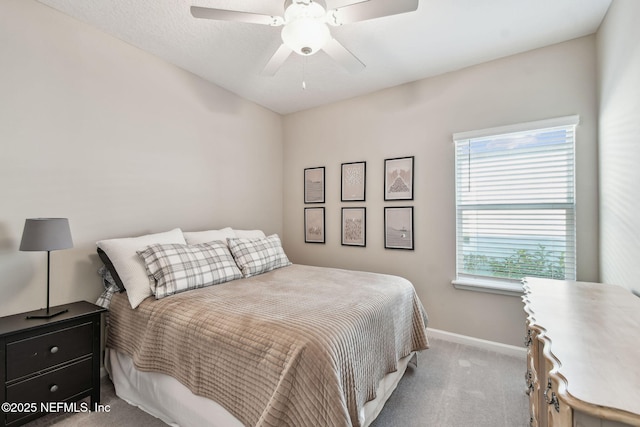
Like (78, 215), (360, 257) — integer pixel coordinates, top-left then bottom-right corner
(37, 0), (611, 115)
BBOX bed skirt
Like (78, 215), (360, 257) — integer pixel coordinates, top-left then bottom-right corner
(106, 348), (417, 427)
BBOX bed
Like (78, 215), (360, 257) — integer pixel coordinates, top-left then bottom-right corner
(96, 228), (429, 427)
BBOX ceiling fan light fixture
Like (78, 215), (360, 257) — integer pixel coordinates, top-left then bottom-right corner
(281, 19), (330, 55)
(281, 1), (330, 56)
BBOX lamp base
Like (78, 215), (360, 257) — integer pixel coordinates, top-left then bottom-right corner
(26, 308), (69, 320)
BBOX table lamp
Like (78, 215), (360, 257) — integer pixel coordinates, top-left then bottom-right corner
(19, 218), (73, 319)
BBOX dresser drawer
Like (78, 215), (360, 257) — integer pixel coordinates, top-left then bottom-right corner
(5, 357), (92, 424)
(5, 322), (92, 381)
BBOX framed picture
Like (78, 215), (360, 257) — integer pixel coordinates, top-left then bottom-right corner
(304, 167), (325, 203)
(342, 207), (366, 247)
(341, 161), (366, 202)
(384, 156), (414, 201)
(305, 207), (325, 243)
(384, 206), (414, 250)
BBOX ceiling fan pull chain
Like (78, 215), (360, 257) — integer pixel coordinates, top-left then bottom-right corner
(302, 56), (307, 90)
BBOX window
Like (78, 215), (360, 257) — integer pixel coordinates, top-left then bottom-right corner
(453, 116), (578, 293)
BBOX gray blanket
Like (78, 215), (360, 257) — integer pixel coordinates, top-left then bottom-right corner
(107, 264), (429, 427)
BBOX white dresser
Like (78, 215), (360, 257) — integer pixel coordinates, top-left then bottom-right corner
(522, 277), (640, 427)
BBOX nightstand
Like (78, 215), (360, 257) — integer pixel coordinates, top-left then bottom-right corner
(0, 301), (106, 427)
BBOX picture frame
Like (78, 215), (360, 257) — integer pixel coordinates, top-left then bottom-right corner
(384, 156), (414, 201)
(341, 207), (366, 247)
(341, 161), (366, 202)
(384, 206), (414, 250)
(304, 167), (325, 203)
(304, 207), (325, 243)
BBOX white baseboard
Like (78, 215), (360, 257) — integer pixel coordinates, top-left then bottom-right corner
(427, 328), (526, 358)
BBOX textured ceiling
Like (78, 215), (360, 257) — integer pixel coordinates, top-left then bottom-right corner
(37, 0), (611, 115)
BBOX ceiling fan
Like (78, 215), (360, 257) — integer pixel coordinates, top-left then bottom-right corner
(190, 0), (419, 76)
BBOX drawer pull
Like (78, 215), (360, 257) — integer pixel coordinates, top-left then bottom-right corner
(50, 384), (59, 393)
(50, 346), (59, 354)
(543, 379), (560, 412)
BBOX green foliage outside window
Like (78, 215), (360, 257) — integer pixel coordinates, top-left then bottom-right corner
(463, 244), (566, 280)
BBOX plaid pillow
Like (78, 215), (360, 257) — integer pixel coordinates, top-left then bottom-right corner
(227, 234), (291, 278)
(95, 265), (120, 309)
(137, 241), (242, 299)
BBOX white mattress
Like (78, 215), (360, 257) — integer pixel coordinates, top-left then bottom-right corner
(107, 348), (415, 427)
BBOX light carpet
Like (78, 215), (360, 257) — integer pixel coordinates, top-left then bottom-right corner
(25, 337), (529, 427)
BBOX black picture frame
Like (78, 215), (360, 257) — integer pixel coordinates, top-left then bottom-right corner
(341, 207), (366, 247)
(384, 156), (414, 201)
(304, 167), (325, 204)
(341, 161), (366, 202)
(384, 206), (414, 250)
(304, 207), (325, 243)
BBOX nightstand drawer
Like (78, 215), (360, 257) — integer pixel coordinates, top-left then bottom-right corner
(5, 358), (92, 424)
(6, 322), (92, 381)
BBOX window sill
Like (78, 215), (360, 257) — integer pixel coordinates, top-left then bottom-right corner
(451, 277), (524, 297)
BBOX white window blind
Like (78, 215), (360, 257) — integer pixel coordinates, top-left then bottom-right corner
(454, 116), (578, 283)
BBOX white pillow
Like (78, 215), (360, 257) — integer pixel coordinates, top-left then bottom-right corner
(227, 234), (291, 278)
(233, 229), (266, 239)
(183, 227), (235, 245)
(96, 228), (186, 309)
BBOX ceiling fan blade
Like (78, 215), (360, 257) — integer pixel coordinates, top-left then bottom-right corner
(322, 38), (365, 73)
(327, 0), (418, 25)
(190, 6), (283, 26)
(261, 44), (293, 76)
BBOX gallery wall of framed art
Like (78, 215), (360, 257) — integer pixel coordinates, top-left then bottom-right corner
(303, 156), (414, 250)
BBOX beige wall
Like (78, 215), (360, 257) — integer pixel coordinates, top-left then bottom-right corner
(597, 0), (640, 295)
(283, 36), (599, 346)
(0, 0), (283, 316)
